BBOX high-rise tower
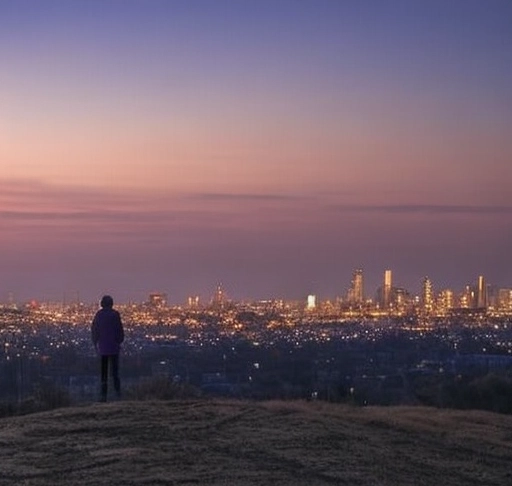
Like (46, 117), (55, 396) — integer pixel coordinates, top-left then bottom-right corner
(348, 269), (364, 304)
(421, 276), (434, 313)
(439, 289), (454, 313)
(383, 269), (392, 308)
(477, 275), (487, 308)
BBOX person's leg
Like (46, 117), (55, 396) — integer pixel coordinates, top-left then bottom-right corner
(111, 354), (121, 398)
(100, 355), (108, 401)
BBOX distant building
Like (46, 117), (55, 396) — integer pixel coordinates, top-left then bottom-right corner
(215, 285), (224, 303)
(211, 284), (228, 309)
(347, 269), (364, 304)
(421, 277), (434, 314)
(489, 285), (500, 308)
(149, 292), (167, 308)
(477, 275), (487, 309)
(459, 285), (474, 309)
(393, 287), (411, 313)
(383, 269), (392, 308)
(438, 289), (454, 314)
(498, 289), (512, 311)
(188, 295), (200, 308)
(307, 295), (316, 310)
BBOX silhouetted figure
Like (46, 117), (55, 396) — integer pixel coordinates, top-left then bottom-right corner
(91, 295), (124, 402)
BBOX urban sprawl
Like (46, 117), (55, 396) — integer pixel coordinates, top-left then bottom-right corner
(1, 270), (512, 414)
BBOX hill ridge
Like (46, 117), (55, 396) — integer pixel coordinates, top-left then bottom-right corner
(1, 399), (511, 485)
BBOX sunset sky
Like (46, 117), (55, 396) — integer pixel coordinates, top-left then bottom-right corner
(1, 0), (511, 304)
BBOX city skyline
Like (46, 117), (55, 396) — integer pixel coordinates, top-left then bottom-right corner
(1, 268), (507, 308)
(1, 1), (511, 303)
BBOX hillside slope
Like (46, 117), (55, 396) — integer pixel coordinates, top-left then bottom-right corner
(0, 400), (511, 486)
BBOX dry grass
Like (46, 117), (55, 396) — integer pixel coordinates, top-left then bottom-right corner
(0, 399), (511, 485)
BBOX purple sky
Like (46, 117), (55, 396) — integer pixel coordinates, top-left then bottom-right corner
(1, 0), (512, 304)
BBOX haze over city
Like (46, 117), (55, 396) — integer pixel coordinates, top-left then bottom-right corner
(1, 0), (511, 304)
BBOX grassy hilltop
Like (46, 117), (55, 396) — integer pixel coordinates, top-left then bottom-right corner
(0, 399), (511, 486)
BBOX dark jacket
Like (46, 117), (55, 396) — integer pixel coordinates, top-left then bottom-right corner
(91, 308), (124, 355)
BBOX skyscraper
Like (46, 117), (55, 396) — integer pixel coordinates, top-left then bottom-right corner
(477, 275), (487, 308)
(348, 269), (364, 304)
(421, 277), (434, 314)
(213, 284), (226, 307)
(307, 294), (316, 310)
(383, 269), (392, 308)
(439, 289), (454, 313)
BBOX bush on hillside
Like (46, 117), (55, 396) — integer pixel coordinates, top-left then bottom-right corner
(413, 372), (512, 414)
(0, 380), (71, 418)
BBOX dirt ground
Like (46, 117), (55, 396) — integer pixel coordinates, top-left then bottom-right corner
(0, 399), (511, 485)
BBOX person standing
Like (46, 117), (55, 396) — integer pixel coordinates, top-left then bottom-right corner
(91, 295), (124, 402)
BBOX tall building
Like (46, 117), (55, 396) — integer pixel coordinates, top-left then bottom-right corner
(188, 295), (200, 308)
(383, 269), (392, 308)
(438, 289), (454, 313)
(421, 277), (434, 313)
(498, 289), (512, 311)
(477, 275), (487, 308)
(459, 285), (474, 308)
(394, 287), (411, 314)
(348, 269), (364, 304)
(307, 294), (316, 310)
(149, 292), (167, 308)
(212, 284), (226, 308)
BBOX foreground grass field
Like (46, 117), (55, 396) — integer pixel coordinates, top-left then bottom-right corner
(0, 399), (511, 485)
